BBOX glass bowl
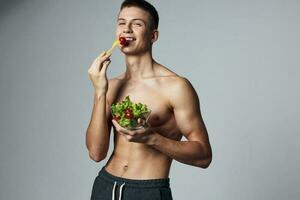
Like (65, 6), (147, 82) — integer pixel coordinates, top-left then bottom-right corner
(111, 109), (152, 130)
(126, 110), (152, 130)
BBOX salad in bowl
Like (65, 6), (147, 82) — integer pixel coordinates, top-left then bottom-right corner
(111, 96), (151, 130)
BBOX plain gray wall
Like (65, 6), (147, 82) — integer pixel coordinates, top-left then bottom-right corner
(0, 0), (299, 199)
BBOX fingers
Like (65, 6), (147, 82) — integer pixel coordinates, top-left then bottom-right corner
(112, 120), (130, 134)
(97, 51), (111, 63)
(99, 51), (112, 71)
(88, 51), (112, 74)
(112, 119), (139, 137)
(99, 58), (111, 75)
(137, 118), (146, 126)
(112, 119), (150, 135)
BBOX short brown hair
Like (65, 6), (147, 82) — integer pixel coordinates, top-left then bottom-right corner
(120, 0), (159, 30)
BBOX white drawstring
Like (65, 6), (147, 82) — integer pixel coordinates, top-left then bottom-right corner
(119, 182), (125, 200)
(112, 181), (117, 200)
(112, 181), (126, 200)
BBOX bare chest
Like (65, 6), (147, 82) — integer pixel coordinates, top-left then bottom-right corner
(108, 79), (181, 140)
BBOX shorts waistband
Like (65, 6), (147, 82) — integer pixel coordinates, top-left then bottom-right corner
(98, 166), (170, 188)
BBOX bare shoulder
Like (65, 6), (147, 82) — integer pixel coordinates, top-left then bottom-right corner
(163, 74), (195, 94)
(173, 77), (195, 92)
(152, 64), (198, 109)
(165, 75), (200, 109)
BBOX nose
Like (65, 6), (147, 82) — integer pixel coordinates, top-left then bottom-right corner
(122, 23), (133, 34)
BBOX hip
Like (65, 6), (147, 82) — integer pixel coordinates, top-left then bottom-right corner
(91, 166), (173, 200)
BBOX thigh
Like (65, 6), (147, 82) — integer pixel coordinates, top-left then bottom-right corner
(157, 187), (173, 200)
(123, 187), (173, 200)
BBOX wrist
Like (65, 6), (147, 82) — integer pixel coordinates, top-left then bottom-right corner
(94, 91), (106, 99)
(147, 132), (161, 146)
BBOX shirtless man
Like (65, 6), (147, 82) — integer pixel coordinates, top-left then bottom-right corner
(86, 1), (212, 199)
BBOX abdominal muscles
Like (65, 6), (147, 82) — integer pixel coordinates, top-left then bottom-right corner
(104, 131), (173, 179)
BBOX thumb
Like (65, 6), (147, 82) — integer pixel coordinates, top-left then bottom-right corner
(137, 118), (146, 125)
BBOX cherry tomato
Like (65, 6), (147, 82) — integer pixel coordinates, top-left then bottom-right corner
(125, 112), (133, 119)
(119, 37), (127, 46)
(125, 108), (132, 114)
(113, 115), (121, 121)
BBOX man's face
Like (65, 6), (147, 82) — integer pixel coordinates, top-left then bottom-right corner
(116, 6), (154, 55)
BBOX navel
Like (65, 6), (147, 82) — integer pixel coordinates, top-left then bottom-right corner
(123, 164), (128, 171)
(119, 164), (129, 178)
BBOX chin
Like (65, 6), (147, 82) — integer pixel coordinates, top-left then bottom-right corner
(121, 48), (142, 56)
(120, 46), (149, 56)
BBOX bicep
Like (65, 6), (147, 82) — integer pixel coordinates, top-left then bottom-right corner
(170, 78), (208, 143)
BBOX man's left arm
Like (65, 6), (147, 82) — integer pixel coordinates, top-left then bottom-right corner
(148, 77), (212, 168)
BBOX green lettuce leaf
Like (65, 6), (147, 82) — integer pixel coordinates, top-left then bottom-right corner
(111, 95), (150, 128)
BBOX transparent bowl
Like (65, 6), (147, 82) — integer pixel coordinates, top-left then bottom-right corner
(126, 110), (152, 130)
(111, 109), (152, 130)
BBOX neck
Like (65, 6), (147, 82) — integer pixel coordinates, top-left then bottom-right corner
(124, 51), (156, 81)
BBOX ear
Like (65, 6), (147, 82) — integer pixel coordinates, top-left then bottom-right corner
(150, 29), (159, 43)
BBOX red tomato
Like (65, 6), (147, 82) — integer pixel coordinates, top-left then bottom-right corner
(113, 115), (121, 121)
(125, 108), (132, 114)
(119, 37), (127, 46)
(125, 112), (133, 119)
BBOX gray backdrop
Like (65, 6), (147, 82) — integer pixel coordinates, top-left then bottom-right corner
(0, 0), (299, 199)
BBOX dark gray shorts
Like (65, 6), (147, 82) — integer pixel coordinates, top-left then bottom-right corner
(91, 166), (173, 200)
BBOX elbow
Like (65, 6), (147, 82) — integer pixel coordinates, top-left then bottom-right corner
(198, 145), (213, 169)
(202, 158), (212, 169)
(197, 158), (212, 169)
(88, 151), (107, 163)
(196, 155), (212, 169)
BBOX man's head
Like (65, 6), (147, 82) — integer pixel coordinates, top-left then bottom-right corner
(120, 0), (159, 31)
(116, 0), (159, 55)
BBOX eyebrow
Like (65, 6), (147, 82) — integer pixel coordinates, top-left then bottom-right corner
(117, 18), (146, 24)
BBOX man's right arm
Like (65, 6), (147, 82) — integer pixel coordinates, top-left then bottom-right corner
(85, 91), (112, 162)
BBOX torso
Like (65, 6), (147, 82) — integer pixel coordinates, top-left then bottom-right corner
(104, 64), (183, 179)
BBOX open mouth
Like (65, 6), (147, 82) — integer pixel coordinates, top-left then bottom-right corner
(119, 36), (136, 47)
(124, 37), (136, 41)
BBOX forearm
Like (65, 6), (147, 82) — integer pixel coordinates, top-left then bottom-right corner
(85, 92), (110, 161)
(150, 133), (211, 168)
